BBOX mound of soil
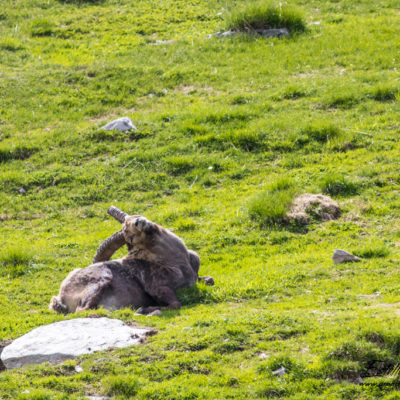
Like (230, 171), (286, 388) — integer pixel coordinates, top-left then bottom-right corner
(287, 193), (341, 225)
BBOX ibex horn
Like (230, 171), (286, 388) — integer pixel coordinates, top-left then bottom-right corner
(93, 230), (127, 263)
(108, 206), (129, 223)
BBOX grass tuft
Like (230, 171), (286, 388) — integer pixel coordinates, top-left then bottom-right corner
(282, 85), (308, 99)
(0, 145), (37, 162)
(327, 340), (396, 377)
(300, 121), (342, 143)
(370, 85), (399, 102)
(165, 155), (195, 175)
(0, 37), (23, 51)
(29, 18), (55, 37)
(325, 93), (359, 109)
(353, 243), (391, 259)
(320, 174), (359, 196)
(0, 247), (33, 278)
(248, 177), (298, 226)
(102, 375), (142, 397)
(225, 1), (306, 33)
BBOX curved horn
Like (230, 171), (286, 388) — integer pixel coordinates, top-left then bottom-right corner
(93, 230), (127, 263)
(108, 206), (129, 223)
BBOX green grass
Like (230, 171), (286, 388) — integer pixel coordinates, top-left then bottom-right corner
(1, 0), (400, 398)
(300, 121), (342, 143)
(320, 174), (360, 196)
(29, 18), (56, 37)
(225, 1), (306, 33)
(370, 84), (400, 102)
(248, 177), (298, 226)
(0, 247), (34, 278)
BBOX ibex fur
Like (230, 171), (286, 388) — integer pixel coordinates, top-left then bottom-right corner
(49, 206), (213, 315)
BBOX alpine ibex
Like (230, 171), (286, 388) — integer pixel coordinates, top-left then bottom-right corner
(49, 206), (213, 314)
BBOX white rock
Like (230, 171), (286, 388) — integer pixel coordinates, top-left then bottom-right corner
(1, 318), (151, 369)
(272, 366), (286, 376)
(332, 249), (361, 264)
(101, 117), (137, 132)
(86, 397), (112, 400)
(214, 28), (289, 38)
(152, 39), (175, 45)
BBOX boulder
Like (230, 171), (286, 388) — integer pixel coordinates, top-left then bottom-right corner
(101, 117), (137, 132)
(333, 249), (361, 264)
(1, 317), (153, 369)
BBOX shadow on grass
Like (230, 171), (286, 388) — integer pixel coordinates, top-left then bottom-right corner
(177, 283), (218, 308)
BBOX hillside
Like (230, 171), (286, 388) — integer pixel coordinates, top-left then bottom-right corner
(1, 0), (400, 398)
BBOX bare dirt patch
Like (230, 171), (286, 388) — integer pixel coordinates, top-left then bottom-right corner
(287, 193), (341, 224)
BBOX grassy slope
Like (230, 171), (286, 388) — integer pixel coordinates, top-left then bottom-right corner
(1, 0), (400, 398)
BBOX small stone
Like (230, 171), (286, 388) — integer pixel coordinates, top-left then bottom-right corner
(333, 249), (361, 264)
(86, 397), (112, 400)
(75, 365), (84, 373)
(152, 39), (175, 45)
(255, 28), (289, 38)
(101, 117), (137, 132)
(217, 30), (236, 37)
(355, 376), (364, 384)
(272, 366), (286, 377)
(214, 28), (289, 38)
(18, 188), (26, 194)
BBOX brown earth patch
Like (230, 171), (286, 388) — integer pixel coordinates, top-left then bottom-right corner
(287, 193), (341, 225)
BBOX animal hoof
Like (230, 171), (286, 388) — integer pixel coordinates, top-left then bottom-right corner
(135, 307), (146, 315)
(199, 276), (215, 286)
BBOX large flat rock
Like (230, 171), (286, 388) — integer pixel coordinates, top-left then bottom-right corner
(1, 318), (152, 369)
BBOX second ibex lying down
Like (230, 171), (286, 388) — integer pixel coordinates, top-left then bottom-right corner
(49, 206), (213, 315)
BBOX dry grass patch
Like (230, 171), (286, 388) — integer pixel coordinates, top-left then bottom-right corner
(287, 193), (341, 225)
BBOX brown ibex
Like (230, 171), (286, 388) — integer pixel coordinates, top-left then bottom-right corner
(49, 206), (213, 314)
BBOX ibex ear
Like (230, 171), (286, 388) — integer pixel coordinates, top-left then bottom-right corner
(188, 250), (200, 274)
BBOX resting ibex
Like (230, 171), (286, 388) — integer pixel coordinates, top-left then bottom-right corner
(49, 206), (213, 314)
